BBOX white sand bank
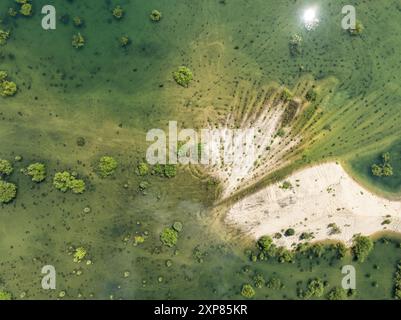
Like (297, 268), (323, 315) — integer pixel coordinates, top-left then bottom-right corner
(225, 162), (401, 248)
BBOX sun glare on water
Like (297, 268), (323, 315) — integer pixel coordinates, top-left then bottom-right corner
(302, 7), (320, 30)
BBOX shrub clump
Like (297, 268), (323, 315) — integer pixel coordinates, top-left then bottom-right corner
(26, 163), (46, 182)
(160, 227), (178, 247)
(98, 156), (118, 178)
(53, 171), (86, 194)
(173, 66), (193, 87)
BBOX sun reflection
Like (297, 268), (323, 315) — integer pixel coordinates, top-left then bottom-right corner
(302, 7), (319, 30)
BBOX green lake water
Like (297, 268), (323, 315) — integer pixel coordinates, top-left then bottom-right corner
(1, 0), (401, 299)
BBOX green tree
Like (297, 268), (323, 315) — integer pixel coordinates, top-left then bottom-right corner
(241, 284), (255, 299)
(303, 278), (325, 299)
(0, 159), (13, 176)
(173, 66), (193, 87)
(257, 236), (273, 251)
(394, 261), (401, 299)
(137, 162), (150, 176)
(73, 247), (87, 263)
(98, 156), (118, 177)
(382, 164), (394, 177)
(0, 80), (17, 97)
(349, 20), (364, 36)
(20, 3), (33, 16)
(150, 10), (162, 22)
(69, 178), (86, 194)
(119, 36), (130, 47)
(53, 171), (86, 194)
(0, 30), (10, 45)
(0, 290), (12, 300)
(160, 227), (178, 247)
(327, 287), (347, 300)
(352, 235), (374, 262)
(284, 228), (295, 237)
(371, 164), (383, 177)
(112, 6), (124, 19)
(72, 33), (85, 49)
(27, 163), (46, 182)
(0, 180), (17, 204)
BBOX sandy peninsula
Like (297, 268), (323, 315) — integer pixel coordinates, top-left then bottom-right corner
(225, 162), (401, 248)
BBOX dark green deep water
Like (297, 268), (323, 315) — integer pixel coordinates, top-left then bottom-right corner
(1, 0), (401, 299)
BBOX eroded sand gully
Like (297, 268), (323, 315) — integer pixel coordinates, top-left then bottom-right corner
(225, 162), (401, 249)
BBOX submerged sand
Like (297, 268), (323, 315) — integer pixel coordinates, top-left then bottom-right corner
(225, 162), (401, 248)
